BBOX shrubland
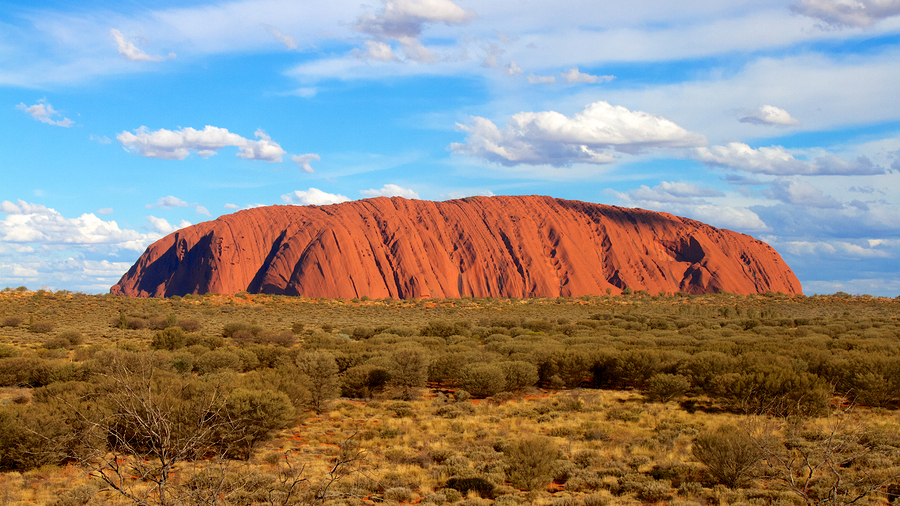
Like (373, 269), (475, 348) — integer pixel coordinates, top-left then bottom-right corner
(0, 288), (898, 505)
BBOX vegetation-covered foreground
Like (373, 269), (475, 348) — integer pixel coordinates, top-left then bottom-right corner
(1, 288), (899, 506)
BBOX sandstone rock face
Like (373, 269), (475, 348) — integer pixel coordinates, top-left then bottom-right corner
(110, 196), (802, 298)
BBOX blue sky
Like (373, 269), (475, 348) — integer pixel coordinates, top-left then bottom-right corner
(2, 0), (900, 295)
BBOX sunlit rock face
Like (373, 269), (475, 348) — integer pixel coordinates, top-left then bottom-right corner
(111, 196), (801, 298)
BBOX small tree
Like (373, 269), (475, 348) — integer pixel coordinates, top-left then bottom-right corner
(297, 351), (340, 413)
(387, 346), (429, 399)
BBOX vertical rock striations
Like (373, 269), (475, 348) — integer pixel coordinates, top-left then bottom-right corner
(110, 196), (801, 298)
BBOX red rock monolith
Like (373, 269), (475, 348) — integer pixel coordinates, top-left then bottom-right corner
(110, 196), (801, 298)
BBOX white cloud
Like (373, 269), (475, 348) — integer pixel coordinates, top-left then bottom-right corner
(617, 181), (725, 204)
(281, 188), (351, 206)
(451, 101), (706, 167)
(286, 87), (318, 98)
(764, 179), (843, 208)
(561, 68), (614, 84)
(791, 0), (900, 27)
(360, 184), (420, 199)
(739, 105), (801, 126)
(16, 100), (74, 127)
(353, 0), (477, 63)
(607, 190), (770, 232)
(147, 216), (192, 235)
(146, 195), (210, 216)
(117, 126), (286, 162)
(146, 195), (190, 209)
(441, 189), (495, 200)
(782, 239), (892, 259)
(505, 61), (523, 76)
(606, 181), (768, 232)
(0, 199), (160, 252)
(527, 73), (556, 85)
(355, 40), (399, 62)
(266, 26), (297, 49)
(110, 28), (171, 62)
(292, 153), (321, 173)
(693, 142), (885, 175)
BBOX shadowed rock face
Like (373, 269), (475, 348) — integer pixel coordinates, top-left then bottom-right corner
(110, 196), (801, 298)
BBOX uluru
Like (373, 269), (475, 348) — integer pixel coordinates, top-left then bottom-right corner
(110, 195), (801, 299)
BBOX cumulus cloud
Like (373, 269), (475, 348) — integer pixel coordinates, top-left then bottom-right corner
(360, 184), (420, 199)
(739, 105), (801, 126)
(110, 29), (173, 62)
(693, 142), (885, 176)
(0, 199), (159, 251)
(764, 179), (843, 208)
(281, 188), (350, 206)
(16, 100), (74, 127)
(117, 126), (286, 162)
(147, 216), (192, 235)
(353, 0), (477, 63)
(527, 73), (556, 85)
(791, 0), (900, 27)
(266, 26), (297, 49)
(292, 153), (321, 173)
(561, 68), (615, 84)
(451, 101), (706, 167)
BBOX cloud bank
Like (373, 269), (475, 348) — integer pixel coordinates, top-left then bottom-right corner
(451, 101), (706, 166)
(694, 143), (885, 176)
(792, 0), (900, 27)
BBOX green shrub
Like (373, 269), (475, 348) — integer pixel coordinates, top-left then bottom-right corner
(504, 436), (560, 490)
(29, 321), (54, 333)
(691, 425), (761, 488)
(152, 326), (187, 350)
(446, 477), (495, 498)
(341, 364), (390, 398)
(645, 373), (690, 403)
(195, 349), (242, 374)
(459, 362), (506, 398)
(500, 361), (539, 392)
(1, 316), (22, 327)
